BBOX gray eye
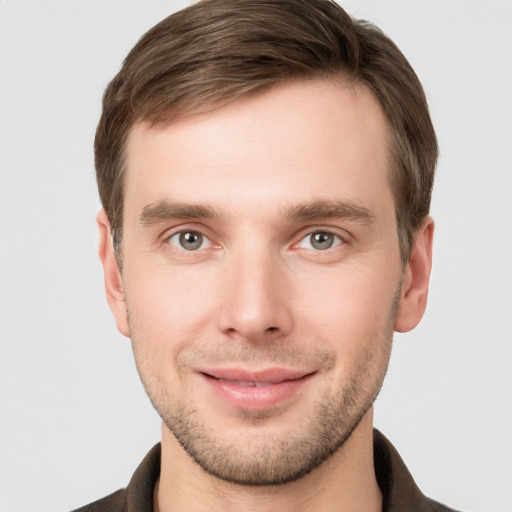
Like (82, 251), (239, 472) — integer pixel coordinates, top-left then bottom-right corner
(296, 231), (343, 251)
(168, 231), (210, 251)
(310, 232), (335, 250)
(179, 231), (203, 250)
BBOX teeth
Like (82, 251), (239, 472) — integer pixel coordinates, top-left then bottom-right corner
(224, 379), (273, 387)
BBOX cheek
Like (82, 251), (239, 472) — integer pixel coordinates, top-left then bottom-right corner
(293, 265), (398, 353)
(124, 266), (221, 355)
(125, 270), (219, 399)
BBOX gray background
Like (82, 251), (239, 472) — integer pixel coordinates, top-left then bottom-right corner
(1, 1), (511, 511)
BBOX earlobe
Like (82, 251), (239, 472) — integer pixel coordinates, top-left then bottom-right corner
(394, 216), (434, 333)
(97, 210), (130, 338)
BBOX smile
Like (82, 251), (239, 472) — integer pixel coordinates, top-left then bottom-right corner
(198, 368), (316, 411)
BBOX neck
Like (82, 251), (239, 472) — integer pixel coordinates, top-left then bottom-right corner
(155, 409), (382, 512)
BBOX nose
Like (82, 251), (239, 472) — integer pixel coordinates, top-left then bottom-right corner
(216, 247), (293, 343)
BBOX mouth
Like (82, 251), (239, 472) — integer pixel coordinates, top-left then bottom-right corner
(215, 380), (277, 387)
(198, 367), (316, 411)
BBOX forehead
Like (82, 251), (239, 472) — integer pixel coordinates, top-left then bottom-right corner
(124, 79), (393, 220)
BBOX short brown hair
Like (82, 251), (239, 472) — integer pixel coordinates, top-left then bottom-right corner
(95, 0), (437, 263)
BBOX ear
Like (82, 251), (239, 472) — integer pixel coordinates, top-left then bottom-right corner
(97, 209), (130, 338)
(395, 216), (434, 333)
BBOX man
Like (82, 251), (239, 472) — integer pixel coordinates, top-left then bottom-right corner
(76, 0), (458, 510)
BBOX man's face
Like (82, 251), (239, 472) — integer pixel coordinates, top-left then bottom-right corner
(102, 80), (428, 484)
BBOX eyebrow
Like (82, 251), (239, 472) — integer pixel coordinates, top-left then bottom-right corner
(138, 199), (375, 226)
(283, 200), (375, 225)
(139, 201), (220, 226)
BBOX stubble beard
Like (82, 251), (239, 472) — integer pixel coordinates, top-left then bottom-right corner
(130, 288), (399, 486)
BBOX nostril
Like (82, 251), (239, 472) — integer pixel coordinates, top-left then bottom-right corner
(266, 326), (277, 332)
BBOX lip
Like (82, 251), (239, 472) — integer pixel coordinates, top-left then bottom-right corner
(197, 367), (316, 411)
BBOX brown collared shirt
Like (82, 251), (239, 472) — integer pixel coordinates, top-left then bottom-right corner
(72, 430), (460, 512)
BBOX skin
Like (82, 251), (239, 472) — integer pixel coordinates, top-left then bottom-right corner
(98, 79), (433, 512)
